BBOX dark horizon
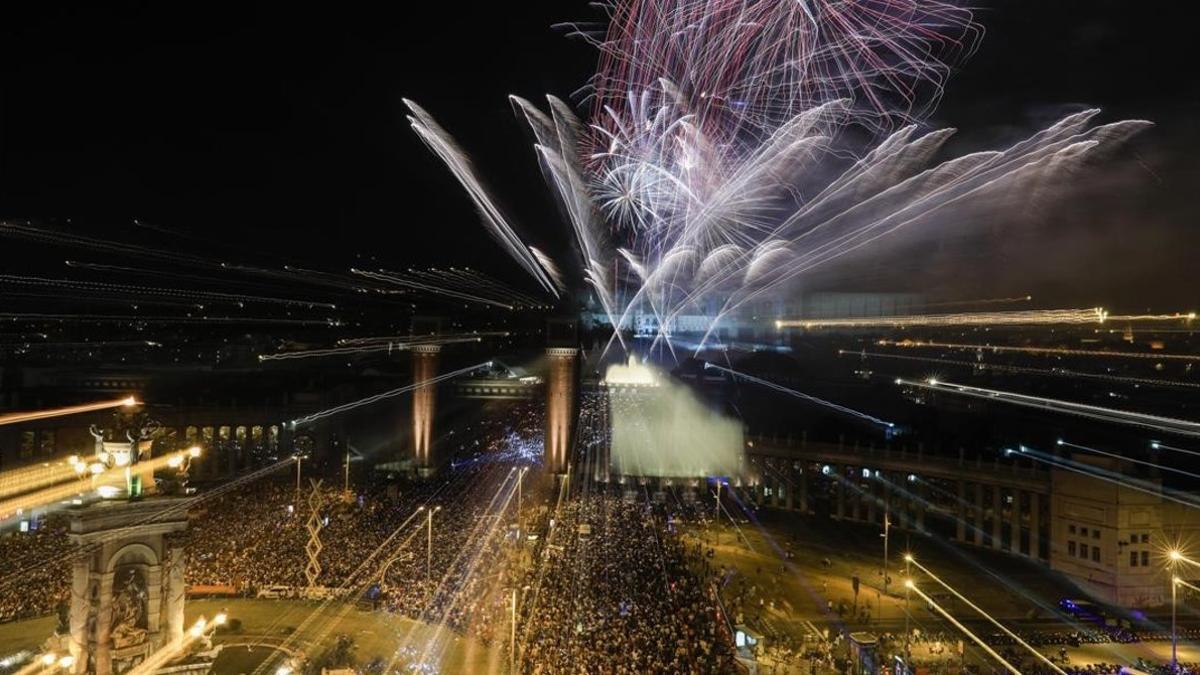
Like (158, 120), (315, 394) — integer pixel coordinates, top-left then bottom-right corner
(2, 2), (1197, 307)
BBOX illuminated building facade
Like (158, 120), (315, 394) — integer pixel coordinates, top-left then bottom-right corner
(741, 434), (1200, 608)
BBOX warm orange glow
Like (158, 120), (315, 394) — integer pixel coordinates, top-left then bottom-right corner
(411, 345), (441, 468)
(0, 448), (194, 519)
(0, 453), (98, 501)
(0, 397), (142, 427)
(545, 348), (578, 474)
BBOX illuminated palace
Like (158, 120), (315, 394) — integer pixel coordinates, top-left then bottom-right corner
(738, 434), (1200, 608)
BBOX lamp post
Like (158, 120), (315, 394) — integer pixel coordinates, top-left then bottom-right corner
(419, 505), (441, 582)
(510, 584), (530, 674)
(882, 508), (891, 598)
(294, 454), (303, 492)
(1173, 575), (1179, 673)
(903, 553), (911, 665)
(517, 467), (525, 539)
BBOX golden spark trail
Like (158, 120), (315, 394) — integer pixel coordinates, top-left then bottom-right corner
(779, 308), (1195, 330)
(0, 454), (97, 501)
(0, 448), (196, 519)
(879, 338), (1200, 361)
(898, 378), (1200, 437)
(843, 349), (1200, 389)
(0, 397), (137, 427)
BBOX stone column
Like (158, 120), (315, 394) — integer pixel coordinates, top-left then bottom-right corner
(411, 345), (441, 474)
(544, 348), (578, 475)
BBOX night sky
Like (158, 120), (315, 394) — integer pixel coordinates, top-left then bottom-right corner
(2, 2), (1197, 305)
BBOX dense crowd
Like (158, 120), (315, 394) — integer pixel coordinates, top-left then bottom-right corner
(516, 494), (736, 674)
(0, 519), (69, 623)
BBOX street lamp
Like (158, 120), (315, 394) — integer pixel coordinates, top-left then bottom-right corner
(293, 454), (304, 491)
(517, 467), (526, 539)
(418, 505), (441, 582)
(881, 508), (891, 597)
(1173, 574), (1181, 672)
(511, 584), (531, 674)
(903, 553), (912, 664)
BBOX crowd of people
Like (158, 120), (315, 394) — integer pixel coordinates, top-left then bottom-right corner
(0, 518), (69, 623)
(516, 494), (736, 673)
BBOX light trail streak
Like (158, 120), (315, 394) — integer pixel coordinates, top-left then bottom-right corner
(1015, 445), (1200, 511)
(337, 331), (509, 346)
(408, 470), (520, 669)
(843, 349), (1200, 390)
(1058, 439), (1200, 481)
(259, 466), (511, 675)
(920, 295), (1033, 309)
(259, 335), (490, 362)
(1152, 441), (1200, 457)
(0, 454), (96, 501)
(905, 555), (1067, 674)
(351, 268), (517, 308)
(288, 361), (491, 426)
(0, 273), (336, 309)
(0, 341), (161, 354)
(252, 507), (428, 675)
(0, 397), (137, 427)
(904, 580), (1021, 674)
(0, 313), (339, 326)
(878, 338), (1200, 362)
(403, 100), (561, 299)
(781, 308), (1194, 330)
(898, 378), (1200, 438)
(705, 362), (895, 429)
